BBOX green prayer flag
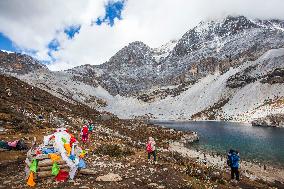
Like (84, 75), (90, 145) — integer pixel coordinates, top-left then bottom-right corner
(61, 137), (67, 143)
(51, 162), (60, 176)
(30, 159), (38, 173)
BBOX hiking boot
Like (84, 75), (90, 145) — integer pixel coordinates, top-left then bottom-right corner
(230, 179), (238, 184)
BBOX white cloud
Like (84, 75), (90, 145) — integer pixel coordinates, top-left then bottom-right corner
(0, 0), (106, 58)
(1, 0), (284, 71)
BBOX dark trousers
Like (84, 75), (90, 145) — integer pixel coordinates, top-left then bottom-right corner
(148, 150), (157, 161)
(231, 167), (239, 181)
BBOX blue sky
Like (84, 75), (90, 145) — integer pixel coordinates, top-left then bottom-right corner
(0, 0), (125, 57)
(64, 25), (81, 39)
(0, 33), (19, 52)
(96, 0), (124, 26)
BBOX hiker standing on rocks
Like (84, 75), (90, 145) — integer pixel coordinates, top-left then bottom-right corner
(227, 149), (240, 181)
(81, 121), (89, 143)
(146, 137), (157, 163)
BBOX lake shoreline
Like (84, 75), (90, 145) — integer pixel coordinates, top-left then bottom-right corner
(169, 141), (284, 183)
(148, 118), (284, 128)
(149, 119), (251, 125)
(186, 144), (284, 169)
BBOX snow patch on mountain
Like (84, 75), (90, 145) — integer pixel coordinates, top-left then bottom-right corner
(101, 71), (235, 120)
(223, 82), (284, 122)
(152, 40), (177, 62)
(0, 50), (14, 54)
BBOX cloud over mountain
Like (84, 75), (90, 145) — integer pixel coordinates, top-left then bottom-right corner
(1, 0), (284, 70)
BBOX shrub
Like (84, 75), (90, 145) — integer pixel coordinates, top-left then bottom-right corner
(95, 144), (134, 157)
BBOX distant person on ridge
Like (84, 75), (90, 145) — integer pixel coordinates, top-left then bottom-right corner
(81, 121), (89, 143)
(146, 137), (157, 164)
(88, 119), (95, 141)
(227, 149), (240, 181)
(88, 119), (94, 132)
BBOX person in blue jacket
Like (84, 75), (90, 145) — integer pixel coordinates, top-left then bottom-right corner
(227, 149), (240, 181)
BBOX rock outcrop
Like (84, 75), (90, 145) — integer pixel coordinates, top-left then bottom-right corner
(261, 68), (284, 84)
(0, 51), (47, 75)
(252, 114), (284, 127)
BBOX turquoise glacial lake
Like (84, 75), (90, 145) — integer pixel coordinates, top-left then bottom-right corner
(151, 121), (284, 166)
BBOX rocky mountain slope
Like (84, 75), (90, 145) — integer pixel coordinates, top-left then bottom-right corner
(0, 74), (100, 132)
(0, 51), (47, 74)
(1, 15), (284, 125)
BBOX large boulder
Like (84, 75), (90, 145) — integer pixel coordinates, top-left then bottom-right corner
(179, 132), (199, 144)
(96, 113), (117, 121)
(95, 173), (122, 182)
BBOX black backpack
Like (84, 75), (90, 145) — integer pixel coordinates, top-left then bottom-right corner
(0, 141), (11, 150)
(227, 154), (232, 166)
(16, 139), (28, 150)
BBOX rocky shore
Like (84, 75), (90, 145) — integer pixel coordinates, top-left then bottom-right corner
(251, 114), (284, 127)
(169, 141), (284, 184)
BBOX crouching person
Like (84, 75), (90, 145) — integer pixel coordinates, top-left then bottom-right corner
(146, 137), (157, 164)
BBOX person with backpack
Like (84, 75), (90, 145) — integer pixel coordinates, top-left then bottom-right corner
(0, 139), (28, 151)
(146, 137), (157, 164)
(81, 121), (89, 143)
(227, 149), (240, 181)
(88, 119), (95, 142)
(88, 119), (94, 132)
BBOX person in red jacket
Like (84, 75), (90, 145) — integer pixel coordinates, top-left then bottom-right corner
(81, 123), (89, 143)
(146, 137), (157, 163)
